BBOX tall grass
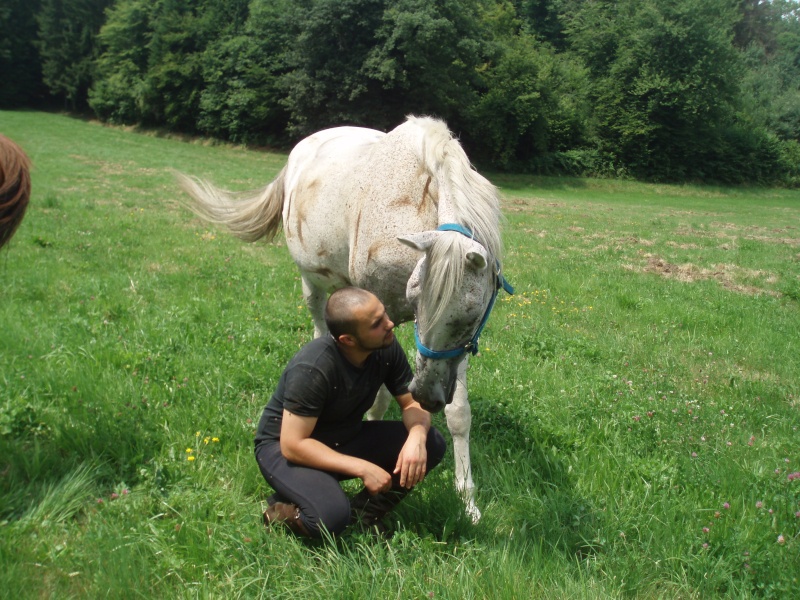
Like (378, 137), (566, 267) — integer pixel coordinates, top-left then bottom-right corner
(1, 111), (798, 598)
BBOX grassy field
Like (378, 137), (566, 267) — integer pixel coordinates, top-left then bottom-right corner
(1, 110), (799, 599)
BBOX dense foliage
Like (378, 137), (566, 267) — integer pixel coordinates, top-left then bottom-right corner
(2, 0), (800, 183)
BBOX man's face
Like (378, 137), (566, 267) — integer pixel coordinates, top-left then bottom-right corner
(351, 295), (395, 351)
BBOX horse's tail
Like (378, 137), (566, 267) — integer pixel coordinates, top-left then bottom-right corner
(178, 166), (287, 242)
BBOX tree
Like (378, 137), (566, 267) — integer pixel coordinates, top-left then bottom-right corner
(36, 0), (114, 110)
(566, 0), (751, 181)
(467, 32), (590, 170)
(89, 0), (154, 123)
(0, 0), (46, 108)
(280, 0), (487, 136)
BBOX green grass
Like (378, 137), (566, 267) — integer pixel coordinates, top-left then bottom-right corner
(1, 110), (799, 598)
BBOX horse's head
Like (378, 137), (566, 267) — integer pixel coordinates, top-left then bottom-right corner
(398, 228), (505, 413)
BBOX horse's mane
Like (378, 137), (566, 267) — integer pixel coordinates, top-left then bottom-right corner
(407, 116), (505, 332)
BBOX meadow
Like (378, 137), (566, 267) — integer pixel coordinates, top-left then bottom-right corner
(1, 111), (798, 599)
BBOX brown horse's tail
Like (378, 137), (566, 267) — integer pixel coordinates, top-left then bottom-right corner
(178, 166), (287, 242)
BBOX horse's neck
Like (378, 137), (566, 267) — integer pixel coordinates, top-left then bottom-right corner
(434, 180), (459, 226)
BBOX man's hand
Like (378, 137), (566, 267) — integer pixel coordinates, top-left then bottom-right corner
(393, 392), (432, 489)
(361, 462), (393, 495)
(393, 426), (428, 489)
(281, 409), (390, 493)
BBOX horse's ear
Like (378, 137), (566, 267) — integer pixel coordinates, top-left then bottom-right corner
(398, 231), (441, 252)
(466, 251), (488, 270)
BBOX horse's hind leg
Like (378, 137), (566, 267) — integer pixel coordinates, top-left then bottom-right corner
(366, 386), (392, 421)
(445, 359), (481, 523)
(301, 275), (328, 339)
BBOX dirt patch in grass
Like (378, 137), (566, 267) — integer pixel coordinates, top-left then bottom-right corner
(626, 255), (782, 297)
(503, 197), (567, 212)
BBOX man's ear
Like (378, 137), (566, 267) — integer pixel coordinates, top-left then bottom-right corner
(336, 334), (357, 347)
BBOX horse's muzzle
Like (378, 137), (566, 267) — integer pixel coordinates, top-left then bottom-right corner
(409, 378), (447, 414)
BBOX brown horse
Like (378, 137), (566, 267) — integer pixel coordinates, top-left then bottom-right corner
(0, 134), (32, 250)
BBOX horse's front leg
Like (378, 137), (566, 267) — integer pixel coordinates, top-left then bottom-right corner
(445, 359), (481, 523)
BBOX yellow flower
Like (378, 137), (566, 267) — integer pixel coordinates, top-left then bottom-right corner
(212, 437), (220, 443)
(203, 437), (210, 445)
(187, 456), (196, 462)
(186, 448), (193, 454)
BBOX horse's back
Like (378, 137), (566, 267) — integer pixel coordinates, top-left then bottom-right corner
(282, 119), (443, 319)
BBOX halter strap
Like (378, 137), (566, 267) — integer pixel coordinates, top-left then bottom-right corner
(414, 224), (514, 360)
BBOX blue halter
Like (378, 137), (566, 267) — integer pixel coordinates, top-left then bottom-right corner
(414, 223), (514, 360)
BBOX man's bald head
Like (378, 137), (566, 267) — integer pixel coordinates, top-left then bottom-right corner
(325, 287), (377, 339)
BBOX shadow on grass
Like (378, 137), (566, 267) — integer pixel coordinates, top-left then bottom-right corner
(487, 173), (592, 193)
(371, 397), (609, 563)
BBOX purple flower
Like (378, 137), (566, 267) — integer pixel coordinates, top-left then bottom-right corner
(691, 452), (698, 459)
(777, 534), (786, 545)
(723, 502), (730, 510)
(110, 492), (119, 500)
(703, 527), (710, 534)
(787, 472), (800, 482)
(756, 501), (763, 509)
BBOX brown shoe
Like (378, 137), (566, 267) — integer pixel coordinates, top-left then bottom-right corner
(263, 501), (312, 538)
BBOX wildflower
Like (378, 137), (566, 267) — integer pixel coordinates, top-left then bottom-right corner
(212, 437), (219, 443)
(795, 511), (800, 518)
(204, 437), (210, 445)
(110, 492), (119, 500)
(723, 502), (730, 510)
(756, 501), (763, 509)
(702, 543), (709, 549)
(633, 415), (641, 422)
(187, 456), (196, 462)
(96, 498), (104, 504)
(714, 511), (721, 519)
(186, 448), (193, 454)
(788, 472), (800, 482)
(703, 527), (710, 534)
(777, 535), (786, 545)
(122, 489), (130, 495)
(691, 452), (698, 459)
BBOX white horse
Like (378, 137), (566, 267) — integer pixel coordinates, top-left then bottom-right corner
(180, 116), (512, 522)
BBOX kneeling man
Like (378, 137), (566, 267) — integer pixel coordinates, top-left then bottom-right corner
(254, 287), (446, 537)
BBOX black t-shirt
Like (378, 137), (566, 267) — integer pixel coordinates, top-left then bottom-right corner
(254, 336), (413, 449)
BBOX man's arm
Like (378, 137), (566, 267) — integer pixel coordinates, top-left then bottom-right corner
(280, 409), (392, 495)
(393, 393), (431, 489)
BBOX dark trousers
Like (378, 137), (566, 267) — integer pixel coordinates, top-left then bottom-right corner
(255, 421), (446, 536)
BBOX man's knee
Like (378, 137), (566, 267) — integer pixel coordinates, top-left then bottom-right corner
(301, 495), (351, 537)
(426, 426), (447, 470)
